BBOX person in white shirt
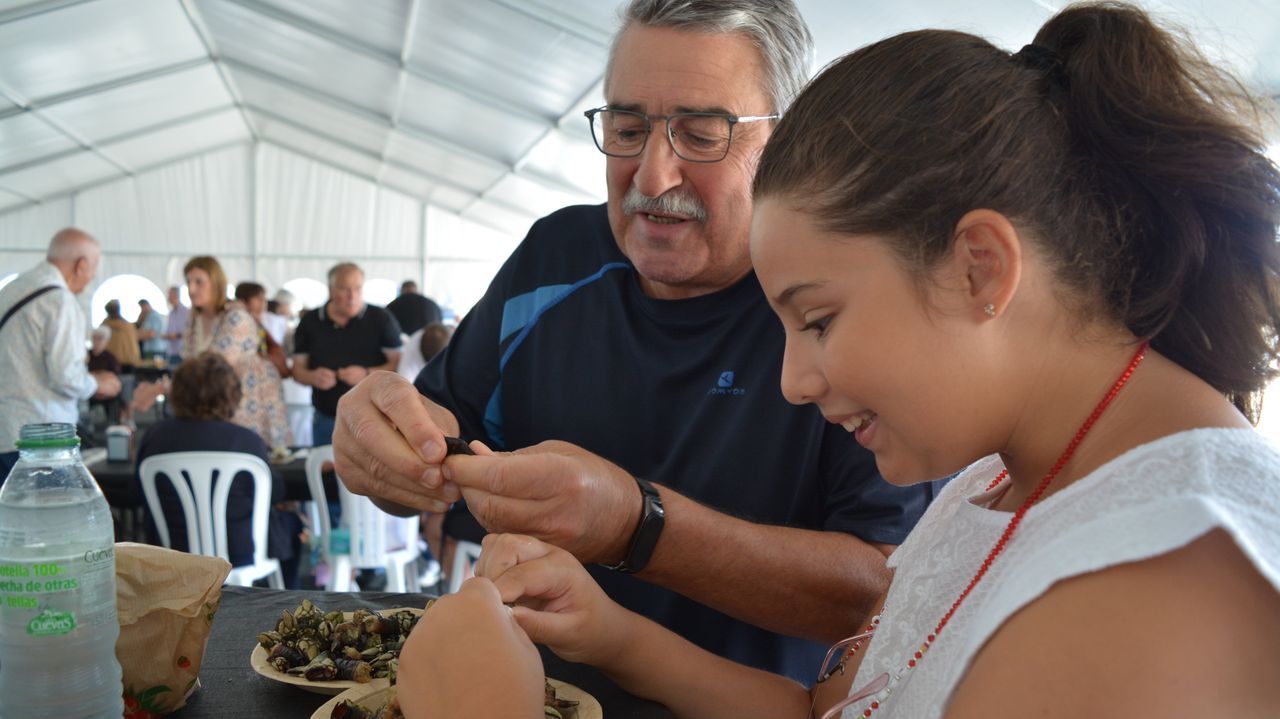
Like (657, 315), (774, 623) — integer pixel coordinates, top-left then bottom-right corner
(0, 228), (120, 478)
(270, 289), (313, 447)
(395, 322), (453, 383)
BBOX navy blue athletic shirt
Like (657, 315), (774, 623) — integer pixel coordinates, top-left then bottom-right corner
(417, 204), (939, 684)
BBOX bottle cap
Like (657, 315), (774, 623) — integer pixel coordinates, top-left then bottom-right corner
(15, 422), (80, 449)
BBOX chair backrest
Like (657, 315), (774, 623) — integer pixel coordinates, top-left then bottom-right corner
(307, 445), (419, 568)
(305, 445), (335, 561)
(138, 451), (273, 566)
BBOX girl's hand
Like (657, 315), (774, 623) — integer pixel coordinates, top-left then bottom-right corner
(476, 533), (635, 667)
(399, 576), (543, 717)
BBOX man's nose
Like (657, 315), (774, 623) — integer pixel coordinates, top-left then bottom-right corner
(631, 128), (685, 199)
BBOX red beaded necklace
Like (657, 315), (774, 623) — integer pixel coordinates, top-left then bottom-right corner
(850, 341), (1150, 717)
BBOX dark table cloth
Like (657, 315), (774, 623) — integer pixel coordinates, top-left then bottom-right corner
(179, 586), (674, 718)
(90, 454), (327, 508)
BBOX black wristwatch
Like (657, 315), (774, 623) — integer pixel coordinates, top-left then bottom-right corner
(604, 476), (665, 574)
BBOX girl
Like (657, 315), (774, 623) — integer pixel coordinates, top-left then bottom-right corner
(399, 3), (1280, 717)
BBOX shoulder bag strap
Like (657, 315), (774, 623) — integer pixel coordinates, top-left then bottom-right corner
(0, 285), (60, 334)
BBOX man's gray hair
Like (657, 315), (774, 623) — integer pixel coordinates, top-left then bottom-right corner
(46, 227), (98, 263)
(327, 262), (363, 285)
(606, 0), (813, 115)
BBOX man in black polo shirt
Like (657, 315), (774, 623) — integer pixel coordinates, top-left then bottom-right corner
(292, 262), (403, 446)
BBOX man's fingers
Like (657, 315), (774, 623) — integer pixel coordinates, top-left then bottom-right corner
(332, 400), (460, 511)
(334, 408), (432, 492)
(366, 371), (447, 463)
(458, 486), (550, 536)
(444, 453), (563, 500)
(368, 482), (452, 513)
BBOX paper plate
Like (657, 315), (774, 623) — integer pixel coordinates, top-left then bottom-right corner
(250, 607), (423, 695)
(310, 677), (603, 718)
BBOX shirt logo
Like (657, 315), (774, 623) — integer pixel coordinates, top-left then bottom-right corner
(708, 370), (747, 397)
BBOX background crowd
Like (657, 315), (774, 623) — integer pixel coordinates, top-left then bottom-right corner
(0, 235), (453, 591)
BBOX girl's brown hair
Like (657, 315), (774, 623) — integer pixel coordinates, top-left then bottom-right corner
(183, 255), (229, 314)
(754, 2), (1280, 421)
(171, 351), (242, 422)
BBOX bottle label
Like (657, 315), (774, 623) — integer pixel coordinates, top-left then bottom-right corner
(0, 546), (116, 637)
(26, 608), (76, 636)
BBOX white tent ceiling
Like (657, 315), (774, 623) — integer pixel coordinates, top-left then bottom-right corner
(0, 0), (1277, 232)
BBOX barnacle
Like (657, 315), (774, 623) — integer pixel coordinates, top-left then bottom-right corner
(258, 600), (425, 685)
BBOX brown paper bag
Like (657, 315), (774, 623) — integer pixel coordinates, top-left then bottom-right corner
(114, 542), (231, 717)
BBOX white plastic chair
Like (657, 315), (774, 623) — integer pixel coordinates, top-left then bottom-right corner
(138, 451), (284, 588)
(306, 445), (420, 592)
(447, 540), (483, 594)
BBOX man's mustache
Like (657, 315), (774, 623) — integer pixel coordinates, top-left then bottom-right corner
(622, 186), (708, 223)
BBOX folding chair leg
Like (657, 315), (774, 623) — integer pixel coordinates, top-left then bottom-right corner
(331, 555), (352, 592)
(386, 562), (405, 594)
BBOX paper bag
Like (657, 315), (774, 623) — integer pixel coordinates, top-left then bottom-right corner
(114, 542), (231, 717)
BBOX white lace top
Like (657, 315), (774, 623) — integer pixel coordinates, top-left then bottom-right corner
(844, 428), (1280, 718)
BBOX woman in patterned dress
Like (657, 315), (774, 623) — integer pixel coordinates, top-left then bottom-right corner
(181, 255), (291, 450)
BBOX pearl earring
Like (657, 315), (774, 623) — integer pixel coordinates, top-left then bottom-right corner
(983, 303), (996, 318)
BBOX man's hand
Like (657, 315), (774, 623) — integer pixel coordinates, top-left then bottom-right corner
(398, 576), (544, 717)
(443, 440), (644, 565)
(476, 534), (636, 667)
(91, 371), (121, 399)
(332, 371), (462, 513)
(336, 365), (369, 386)
(311, 367), (338, 390)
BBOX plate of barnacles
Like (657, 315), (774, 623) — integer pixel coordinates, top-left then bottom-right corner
(311, 677), (602, 719)
(250, 599), (430, 695)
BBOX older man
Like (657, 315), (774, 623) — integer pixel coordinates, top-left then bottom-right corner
(0, 228), (120, 477)
(292, 263), (403, 446)
(332, 0), (939, 683)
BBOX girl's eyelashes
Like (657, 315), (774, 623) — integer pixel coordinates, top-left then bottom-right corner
(800, 314), (833, 338)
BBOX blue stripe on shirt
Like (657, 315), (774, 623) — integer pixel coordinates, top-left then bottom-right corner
(483, 262), (630, 447)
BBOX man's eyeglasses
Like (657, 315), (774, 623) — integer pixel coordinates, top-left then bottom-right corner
(583, 107), (778, 163)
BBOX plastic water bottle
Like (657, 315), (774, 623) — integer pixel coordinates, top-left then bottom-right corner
(0, 423), (123, 718)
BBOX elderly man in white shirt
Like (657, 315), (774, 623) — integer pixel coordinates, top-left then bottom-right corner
(0, 228), (120, 478)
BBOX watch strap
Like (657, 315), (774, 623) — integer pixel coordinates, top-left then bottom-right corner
(604, 476), (665, 573)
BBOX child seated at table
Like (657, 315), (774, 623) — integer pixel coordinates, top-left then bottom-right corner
(134, 351), (301, 585)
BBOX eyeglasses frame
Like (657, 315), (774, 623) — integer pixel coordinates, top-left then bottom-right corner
(583, 106), (779, 163)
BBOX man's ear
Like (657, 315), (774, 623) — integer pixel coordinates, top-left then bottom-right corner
(949, 209), (1023, 320)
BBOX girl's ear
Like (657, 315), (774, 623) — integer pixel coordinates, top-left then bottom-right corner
(949, 209), (1023, 320)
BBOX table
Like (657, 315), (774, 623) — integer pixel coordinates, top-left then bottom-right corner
(180, 586), (673, 718)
